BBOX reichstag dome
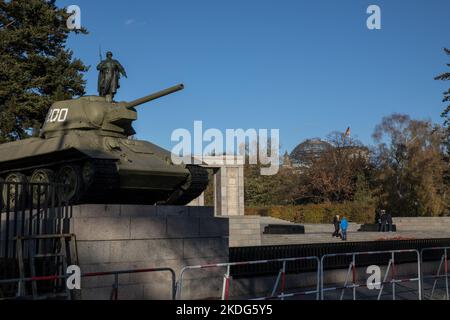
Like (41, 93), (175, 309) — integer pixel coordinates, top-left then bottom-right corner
(289, 138), (332, 167)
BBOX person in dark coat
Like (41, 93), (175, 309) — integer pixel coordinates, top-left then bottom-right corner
(332, 215), (340, 238)
(386, 211), (393, 232)
(380, 210), (387, 232)
(375, 210), (382, 232)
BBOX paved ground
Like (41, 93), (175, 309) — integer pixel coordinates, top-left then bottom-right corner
(244, 277), (449, 300)
(289, 279), (448, 300)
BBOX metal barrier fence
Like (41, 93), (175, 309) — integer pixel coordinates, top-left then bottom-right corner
(0, 267), (176, 300)
(320, 249), (422, 300)
(176, 256), (321, 300)
(0, 182), (70, 261)
(1, 182), (71, 298)
(420, 247), (449, 300)
(1, 245), (450, 300)
(229, 238), (450, 278)
(84, 267), (176, 300)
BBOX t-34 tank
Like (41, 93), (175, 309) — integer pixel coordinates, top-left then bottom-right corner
(0, 84), (209, 205)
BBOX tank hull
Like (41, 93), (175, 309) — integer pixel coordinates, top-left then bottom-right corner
(0, 132), (207, 205)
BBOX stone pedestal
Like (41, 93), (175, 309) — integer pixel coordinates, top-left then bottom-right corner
(70, 204), (229, 300)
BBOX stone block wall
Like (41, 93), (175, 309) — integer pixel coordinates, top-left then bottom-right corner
(229, 216), (261, 247)
(70, 205), (229, 300)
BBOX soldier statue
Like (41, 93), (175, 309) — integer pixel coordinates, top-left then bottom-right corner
(97, 51), (127, 102)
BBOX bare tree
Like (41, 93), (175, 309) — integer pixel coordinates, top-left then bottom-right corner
(373, 114), (448, 216)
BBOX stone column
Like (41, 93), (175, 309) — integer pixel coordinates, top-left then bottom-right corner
(189, 156), (245, 216)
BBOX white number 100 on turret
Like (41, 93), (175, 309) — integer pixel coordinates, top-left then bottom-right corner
(46, 108), (69, 123)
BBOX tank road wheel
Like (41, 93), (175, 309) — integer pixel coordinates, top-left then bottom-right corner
(82, 161), (95, 187)
(2, 173), (28, 210)
(163, 165), (209, 205)
(57, 165), (83, 204)
(30, 169), (56, 206)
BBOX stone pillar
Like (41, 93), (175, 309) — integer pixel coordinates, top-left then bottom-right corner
(195, 156), (245, 217)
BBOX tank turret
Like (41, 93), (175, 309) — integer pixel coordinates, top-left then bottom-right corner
(41, 84), (184, 138)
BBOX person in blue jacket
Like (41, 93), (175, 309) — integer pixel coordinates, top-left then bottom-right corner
(340, 217), (348, 241)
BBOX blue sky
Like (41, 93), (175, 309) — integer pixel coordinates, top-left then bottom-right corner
(59, 0), (450, 153)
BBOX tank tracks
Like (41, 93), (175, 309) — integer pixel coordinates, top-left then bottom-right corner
(1, 157), (209, 205)
(79, 159), (120, 203)
(82, 162), (209, 205)
(164, 165), (210, 205)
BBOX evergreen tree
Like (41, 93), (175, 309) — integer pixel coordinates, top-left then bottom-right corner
(435, 48), (450, 152)
(0, 0), (88, 142)
(435, 48), (450, 192)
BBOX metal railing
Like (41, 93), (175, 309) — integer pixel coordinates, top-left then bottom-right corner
(83, 267), (176, 300)
(420, 246), (450, 300)
(1, 182), (71, 297)
(0, 182), (70, 260)
(0, 266), (176, 300)
(320, 249), (422, 300)
(2, 221), (450, 301)
(176, 256), (321, 300)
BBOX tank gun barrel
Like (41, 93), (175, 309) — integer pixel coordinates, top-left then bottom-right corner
(125, 84), (184, 109)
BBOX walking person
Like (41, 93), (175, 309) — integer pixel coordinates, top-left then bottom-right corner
(386, 211), (393, 232)
(332, 215), (340, 238)
(375, 210), (382, 232)
(380, 210), (387, 232)
(341, 216), (348, 241)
